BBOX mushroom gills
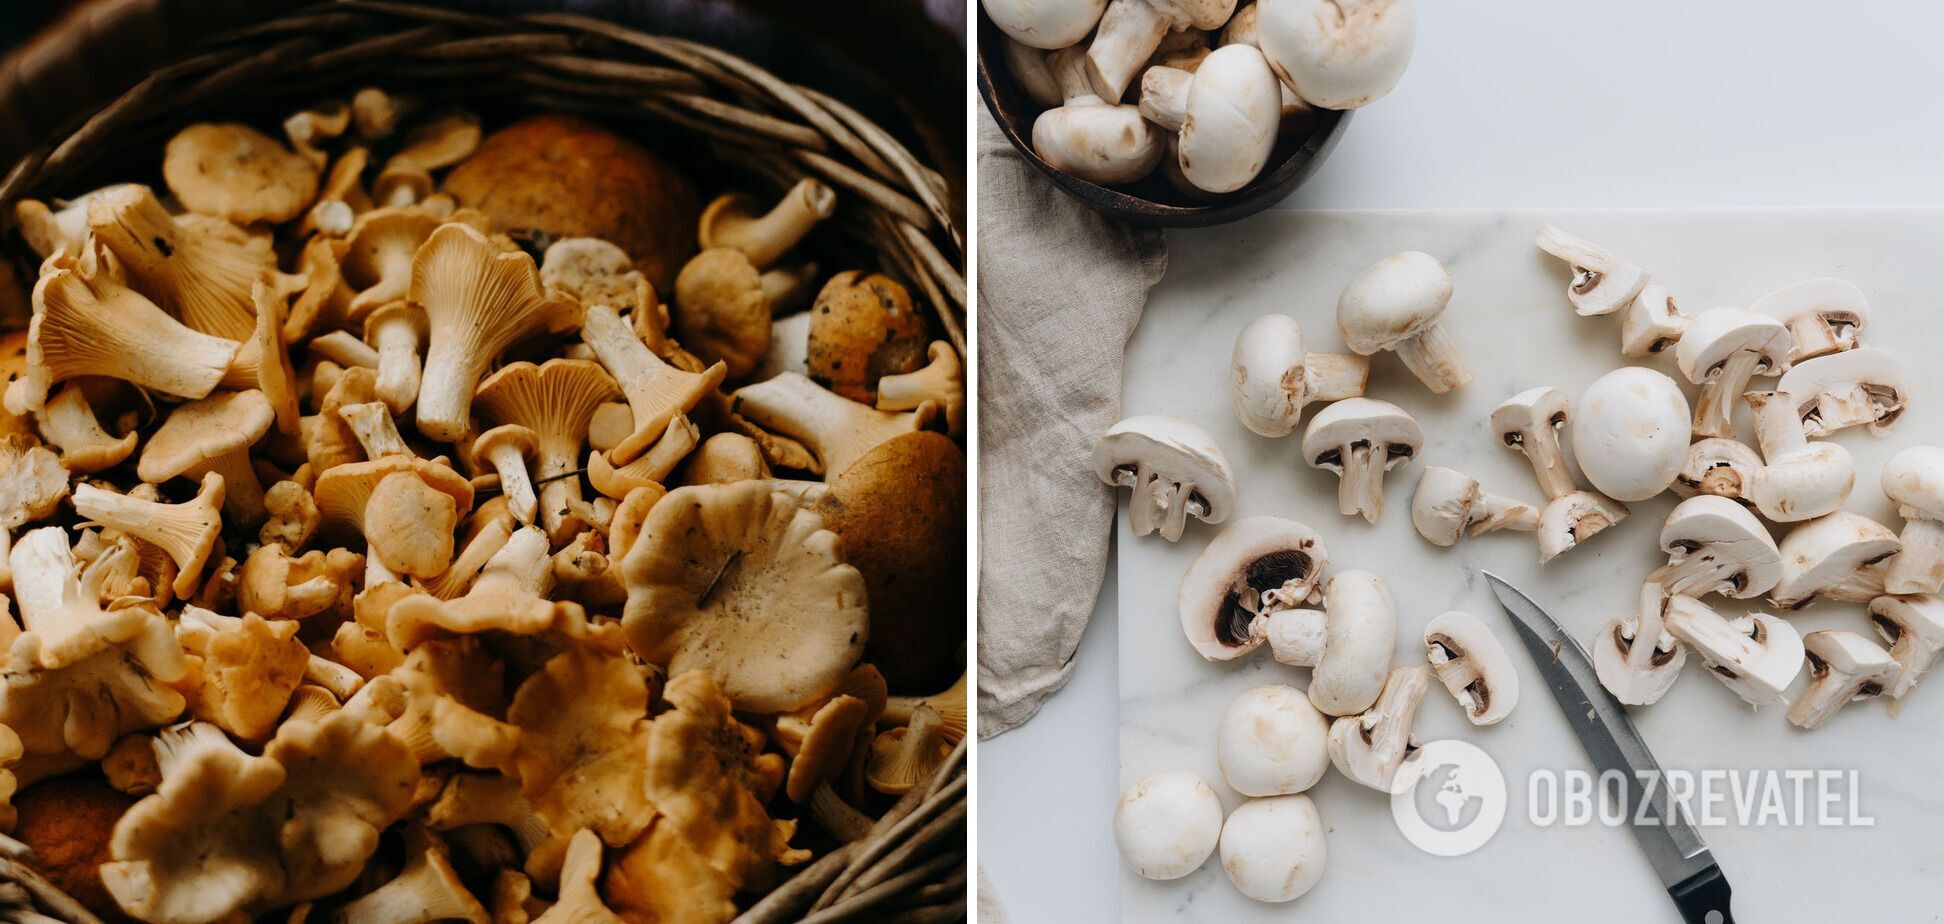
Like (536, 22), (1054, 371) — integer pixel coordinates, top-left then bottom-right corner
(1215, 549), (1314, 647)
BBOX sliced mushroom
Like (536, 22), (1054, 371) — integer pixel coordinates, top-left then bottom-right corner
(1409, 466), (1540, 547)
(1422, 611), (1519, 725)
(1114, 771), (1223, 880)
(1094, 415), (1235, 542)
(1571, 366), (1689, 502)
(1770, 511), (1900, 610)
(1493, 386), (1628, 561)
(1744, 390), (1852, 523)
(1673, 438), (1761, 505)
(1787, 630), (1896, 730)
(1750, 277), (1868, 362)
(1218, 794), (1327, 904)
(1774, 347), (1905, 437)
(1177, 517), (1326, 660)
(1868, 594), (1944, 699)
(1301, 398), (1422, 523)
(1649, 496), (1781, 599)
(1326, 664), (1427, 790)
(1881, 446), (1944, 595)
(1592, 583), (1687, 706)
(1674, 307), (1792, 440)
(1217, 684), (1328, 797)
(1619, 283), (1690, 358)
(1335, 252), (1470, 393)
(1661, 595), (1802, 707)
(1230, 314), (1367, 437)
(1533, 225), (1649, 317)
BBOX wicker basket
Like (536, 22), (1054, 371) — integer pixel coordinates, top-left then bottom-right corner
(0, 1), (967, 921)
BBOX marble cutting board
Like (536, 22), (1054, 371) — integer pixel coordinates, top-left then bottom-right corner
(1116, 210), (1944, 922)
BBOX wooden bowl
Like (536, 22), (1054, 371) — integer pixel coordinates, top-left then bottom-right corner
(977, 8), (1352, 228)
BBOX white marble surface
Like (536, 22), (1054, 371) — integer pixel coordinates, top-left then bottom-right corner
(1112, 209), (1944, 921)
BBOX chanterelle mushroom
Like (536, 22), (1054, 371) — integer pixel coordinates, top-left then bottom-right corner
(698, 178), (834, 272)
(1217, 684), (1328, 797)
(1301, 397), (1422, 523)
(139, 389), (275, 526)
(1868, 594), (1944, 699)
(877, 341), (966, 437)
(1177, 516), (1326, 661)
(1256, 0), (1416, 109)
(1137, 44), (1281, 194)
(1675, 307), (1792, 439)
(0, 435), (68, 530)
(1327, 664), (1427, 790)
(1881, 446), (1944, 595)
(474, 359), (623, 543)
(1593, 584), (1687, 706)
(35, 383), (135, 475)
(1422, 611), (1519, 725)
(314, 455), (474, 578)
(1649, 496), (1782, 600)
(1769, 511), (1900, 610)
(1410, 466), (1540, 547)
(1751, 277), (1868, 362)
(1335, 251), (1470, 393)
(1787, 630), (1896, 730)
(1661, 595), (1802, 707)
(163, 123), (321, 225)
(86, 184), (275, 341)
(71, 473), (224, 599)
(1533, 225), (1649, 317)
(1094, 415), (1235, 542)
(1229, 314), (1368, 437)
(1114, 771), (1223, 881)
(579, 302), (724, 464)
(621, 481), (867, 713)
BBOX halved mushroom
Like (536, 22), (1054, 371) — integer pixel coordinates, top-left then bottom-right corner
(1093, 415), (1235, 541)
(1774, 347), (1905, 437)
(1492, 386), (1628, 561)
(1661, 595), (1802, 707)
(1750, 277), (1868, 363)
(1230, 314), (1368, 437)
(1619, 283), (1691, 358)
(1114, 771), (1223, 881)
(1534, 225), (1650, 316)
(1422, 611), (1519, 725)
(1218, 794), (1327, 904)
(1592, 583), (1687, 706)
(1787, 630), (1896, 730)
(1217, 684), (1328, 797)
(1326, 664), (1427, 790)
(1335, 252), (1470, 393)
(1868, 594), (1944, 699)
(1744, 390), (1852, 523)
(1301, 398), (1421, 523)
(1649, 496), (1781, 599)
(1674, 438), (1762, 505)
(1177, 516), (1326, 661)
(1881, 446), (1944, 595)
(1410, 466), (1540, 547)
(1571, 367), (1690, 502)
(1137, 44), (1281, 194)
(1675, 307), (1792, 440)
(1770, 511), (1901, 610)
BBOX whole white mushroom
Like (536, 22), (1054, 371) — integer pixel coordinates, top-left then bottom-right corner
(1256, 0), (1416, 109)
(1218, 794), (1328, 902)
(1114, 771), (1224, 880)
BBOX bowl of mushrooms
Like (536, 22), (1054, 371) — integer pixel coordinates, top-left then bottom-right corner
(0, 3), (966, 922)
(978, 0), (1416, 227)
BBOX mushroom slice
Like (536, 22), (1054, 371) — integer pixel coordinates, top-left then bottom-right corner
(1410, 466), (1540, 547)
(1256, 0), (1415, 109)
(1217, 684), (1328, 797)
(1176, 516), (1327, 661)
(1538, 492), (1630, 564)
(1674, 437), (1761, 504)
(411, 223), (580, 443)
(1868, 594), (1944, 699)
(1881, 446), (1944, 595)
(0, 434), (69, 530)
(1219, 794), (1327, 904)
(1750, 277), (1869, 362)
(1745, 390), (1852, 523)
(1114, 771), (1223, 881)
(1230, 314), (1368, 437)
(1592, 583), (1687, 706)
(877, 341), (966, 437)
(1303, 570), (1398, 717)
(1326, 664), (1429, 790)
(1661, 596), (1803, 707)
(621, 482), (868, 713)
(87, 184), (275, 340)
(139, 389), (275, 526)
(1770, 511), (1900, 610)
(1775, 347), (1906, 437)
(1619, 283), (1691, 358)
(1138, 44), (1281, 194)
(474, 359), (623, 545)
(1422, 611), (1519, 725)
(1093, 415), (1236, 542)
(580, 303), (725, 465)
(163, 123), (321, 225)
(1301, 398), (1422, 523)
(1571, 367), (1690, 502)
(1649, 496), (1782, 599)
(1335, 252), (1470, 393)
(71, 473), (224, 599)
(1532, 225), (1650, 317)
(698, 178), (836, 271)
(1675, 307), (1792, 439)
(1787, 630), (1896, 730)
(1492, 385), (1577, 501)
(14, 262), (241, 414)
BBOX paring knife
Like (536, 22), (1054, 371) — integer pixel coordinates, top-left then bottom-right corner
(1483, 572), (1736, 924)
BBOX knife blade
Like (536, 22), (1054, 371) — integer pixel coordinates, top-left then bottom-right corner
(1483, 572), (1736, 924)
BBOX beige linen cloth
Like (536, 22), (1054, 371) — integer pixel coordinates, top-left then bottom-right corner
(977, 111), (1167, 738)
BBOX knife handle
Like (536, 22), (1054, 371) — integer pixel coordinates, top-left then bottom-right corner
(1668, 865), (1734, 924)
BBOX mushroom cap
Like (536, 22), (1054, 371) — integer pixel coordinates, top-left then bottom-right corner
(138, 389), (275, 483)
(340, 207), (442, 314)
(1178, 516), (1328, 661)
(1537, 492), (1628, 563)
(1410, 465), (1478, 547)
(1674, 307), (1792, 384)
(1662, 597), (1803, 707)
(1173, 45), (1282, 194)
(539, 237), (644, 309)
(1882, 446), (1944, 519)
(474, 359), (624, 462)
(1257, 0), (1416, 109)
(1776, 347), (1907, 435)
(1113, 771), (1222, 881)
(472, 423), (539, 463)
(1300, 397), (1422, 468)
(1771, 511), (1901, 609)
(1335, 251), (1450, 355)
(674, 249), (771, 380)
(1309, 570), (1397, 716)
(805, 271), (930, 404)
(1658, 496), (1781, 598)
(1218, 794), (1327, 903)
(1423, 610), (1520, 725)
(314, 455), (475, 541)
(162, 123), (321, 225)
(621, 481), (868, 713)
(1571, 367), (1689, 502)
(985, 0), (1107, 49)
(1230, 313), (1310, 437)
(1092, 415), (1236, 523)
(1751, 277), (1868, 330)
(443, 114), (700, 292)
(1217, 684), (1328, 797)
(1030, 102), (1166, 187)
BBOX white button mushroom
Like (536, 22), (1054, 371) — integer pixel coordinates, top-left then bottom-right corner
(1217, 685), (1329, 797)
(1660, 595), (1802, 707)
(1255, 0), (1416, 109)
(1769, 511), (1901, 610)
(1177, 517), (1328, 661)
(1422, 611), (1519, 726)
(1218, 3), (1316, 131)
(1881, 446), (1944, 595)
(1750, 277), (1868, 363)
(1570, 366), (1690, 502)
(1593, 583), (1688, 706)
(1335, 251), (1471, 394)
(982, 0), (1108, 50)
(1114, 771), (1224, 880)
(1868, 594), (1944, 699)
(1673, 438), (1762, 505)
(1649, 496), (1782, 600)
(1674, 307), (1792, 440)
(1093, 415), (1236, 542)
(1326, 664), (1428, 789)
(1743, 390), (1853, 523)
(1138, 44), (1282, 194)
(1301, 398), (1422, 523)
(1619, 283), (1691, 358)
(1217, 794), (1327, 903)
(1230, 314), (1368, 437)
(1409, 466), (1541, 547)
(1032, 48), (1167, 186)
(1303, 569), (1397, 716)
(1774, 347), (1907, 438)
(1787, 630), (1896, 731)
(1087, 0), (1238, 102)
(1533, 225), (1649, 317)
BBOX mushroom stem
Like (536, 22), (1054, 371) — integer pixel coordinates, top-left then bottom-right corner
(807, 783), (874, 842)
(1519, 434), (1575, 502)
(327, 840), (486, 924)
(310, 330), (380, 369)
(369, 307), (425, 414)
(418, 513), (514, 600)
(338, 402), (410, 459)
(482, 443), (538, 526)
(706, 179), (836, 270)
(1887, 518), (1944, 596)
(580, 304), (725, 465)
(1649, 552), (1741, 598)
(1745, 391), (1804, 460)
(1305, 353), (1370, 403)
(1087, 0), (1172, 100)
(1336, 443), (1383, 522)
(1785, 315), (1846, 362)
(1692, 350), (1764, 439)
(1137, 65), (1193, 132)
(1390, 323), (1472, 394)
(13, 267), (241, 414)
(417, 345), (496, 447)
(204, 450), (268, 527)
(1473, 492), (1541, 534)
(760, 262), (821, 315)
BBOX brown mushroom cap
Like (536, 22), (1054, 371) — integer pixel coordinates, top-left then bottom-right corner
(13, 777), (135, 921)
(806, 271), (930, 403)
(163, 123), (322, 225)
(674, 249), (771, 381)
(442, 114), (699, 291)
(314, 455), (474, 577)
(813, 431), (965, 691)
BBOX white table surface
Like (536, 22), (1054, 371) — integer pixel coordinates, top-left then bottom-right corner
(975, 1), (1944, 920)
